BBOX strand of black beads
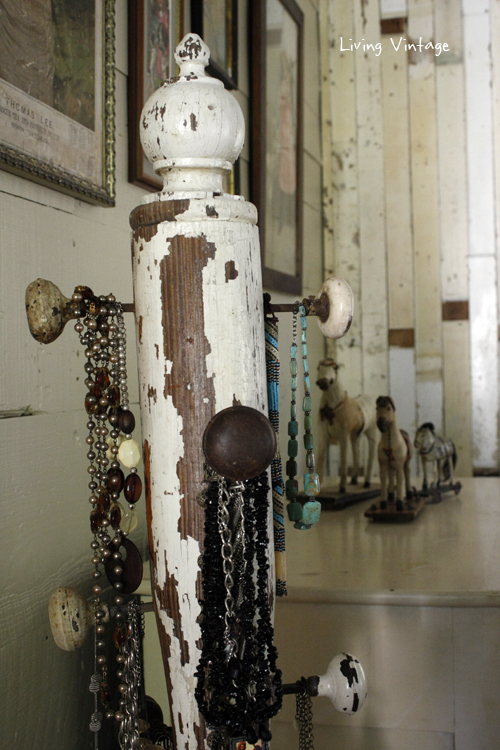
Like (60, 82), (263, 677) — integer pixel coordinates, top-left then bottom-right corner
(195, 476), (228, 727)
(286, 311), (304, 525)
(234, 479), (258, 739)
(297, 304), (321, 529)
(252, 472), (282, 732)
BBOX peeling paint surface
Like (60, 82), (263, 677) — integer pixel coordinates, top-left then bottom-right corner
(131, 197), (271, 749)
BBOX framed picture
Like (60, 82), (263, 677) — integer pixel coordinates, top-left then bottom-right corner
(0, 0), (115, 205)
(191, 0), (238, 90)
(250, 0), (303, 294)
(129, 0), (185, 191)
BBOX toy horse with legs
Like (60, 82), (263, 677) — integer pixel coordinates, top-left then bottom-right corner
(375, 396), (414, 511)
(316, 359), (377, 493)
(414, 422), (461, 502)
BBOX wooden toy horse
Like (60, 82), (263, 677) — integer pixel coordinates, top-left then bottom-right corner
(316, 359), (377, 493)
(376, 396), (413, 510)
(414, 422), (458, 494)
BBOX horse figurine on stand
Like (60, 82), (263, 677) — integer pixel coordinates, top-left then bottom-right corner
(316, 359), (377, 495)
(365, 396), (424, 522)
(414, 422), (461, 502)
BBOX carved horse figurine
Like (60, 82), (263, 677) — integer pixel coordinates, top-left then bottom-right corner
(414, 422), (459, 498)
(316, 359), (377, 493)
(376, 396), (413, 511)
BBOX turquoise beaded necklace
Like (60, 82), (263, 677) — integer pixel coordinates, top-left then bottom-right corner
(285, 305), (321, 529)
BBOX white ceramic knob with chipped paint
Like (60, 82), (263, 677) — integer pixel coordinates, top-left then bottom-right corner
(316, 276), (354, 340)
(316, 652), (367, 714)
(48, 586), (108, 651)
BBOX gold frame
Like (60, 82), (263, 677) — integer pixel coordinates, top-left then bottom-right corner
(0, 0), (116, 206)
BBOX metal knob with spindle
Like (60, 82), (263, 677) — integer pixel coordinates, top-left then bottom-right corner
(25, 278), (134, 344)
(264, 275), (354, 340)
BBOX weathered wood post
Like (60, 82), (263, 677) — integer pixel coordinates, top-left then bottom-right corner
(130, 34), (271, 749)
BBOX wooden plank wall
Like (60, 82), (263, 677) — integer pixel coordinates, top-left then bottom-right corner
(320, 0), (500, 477)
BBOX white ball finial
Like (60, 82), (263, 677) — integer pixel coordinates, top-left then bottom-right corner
(139, 33), (245, 196)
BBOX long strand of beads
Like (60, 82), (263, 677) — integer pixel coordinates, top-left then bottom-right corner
(285, 311), (303, 524)
(297, 304), (321, 529)
(115, 305), (142, 534)
(72, 286), (143, 744)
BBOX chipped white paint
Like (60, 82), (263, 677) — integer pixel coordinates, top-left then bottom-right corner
(462, 2), (496, 258)
(388, 347), (418, 474)
(140, 34), (244, 195)
(380, 0), (407, 18)
(469, 256), (498, 469)
(320, 0), (363, 396)
(408, 0), (443, 431)
(132, 34), (270, 748)
(48, 587), (95, 651)
(434, 0), (472, 475)
(381, 34), (414, 331)
(463, 2), (498, 469)
(443, 321), (473, 477)
(353, 0), (389, 399)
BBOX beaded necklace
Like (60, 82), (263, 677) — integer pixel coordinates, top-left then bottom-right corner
(71, 285), (145, 748)
(285, 306), (321, 529)
(264, 314), (287, 597)
(195, 468), (283, 748)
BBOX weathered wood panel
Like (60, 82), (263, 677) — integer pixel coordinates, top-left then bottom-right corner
(353, 0), (389, 400)
(131, 197), (270, 749)
(442, 320), (473, 476)
(408, 0), (443, 431)
(463, 0), (498, 470)
(381, 29), (414, 331)
(320, 0), (363, 396)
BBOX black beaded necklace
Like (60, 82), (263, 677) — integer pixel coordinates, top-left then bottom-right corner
(195, 469), (283, 748)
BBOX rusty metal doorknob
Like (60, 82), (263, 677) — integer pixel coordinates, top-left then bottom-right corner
(203, 405), (276, 480)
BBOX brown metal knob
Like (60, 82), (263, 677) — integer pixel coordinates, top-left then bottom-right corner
(203, 405), (277, 480)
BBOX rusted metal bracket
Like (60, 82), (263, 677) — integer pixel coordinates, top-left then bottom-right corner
(263, 292), (330, 323)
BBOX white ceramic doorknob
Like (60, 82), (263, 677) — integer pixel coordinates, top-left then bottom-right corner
(315, 652), (367, 714)
(48, 586), (109, 651)
(316, 276), (354, 340)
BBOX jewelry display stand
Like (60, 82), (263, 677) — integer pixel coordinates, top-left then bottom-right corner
(25, 34), (367, 750)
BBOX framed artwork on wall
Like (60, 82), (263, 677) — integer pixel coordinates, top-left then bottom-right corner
(0, 0), (116, 205)
(129, 0), (185, 191)
(191, 0), (238, 90)
(250, 0), (303, 294)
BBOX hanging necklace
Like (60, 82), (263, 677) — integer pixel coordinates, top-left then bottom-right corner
(285, 306), (321, 529)
(72, 285), (144, 748)
(294, 678), (315, 750)
(195, 469), (283, 748)
(264, 313), (287, 597)
(298, 304), (321, 528)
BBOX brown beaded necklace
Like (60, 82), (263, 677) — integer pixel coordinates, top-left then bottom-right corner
(72, 285), (145, 747)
